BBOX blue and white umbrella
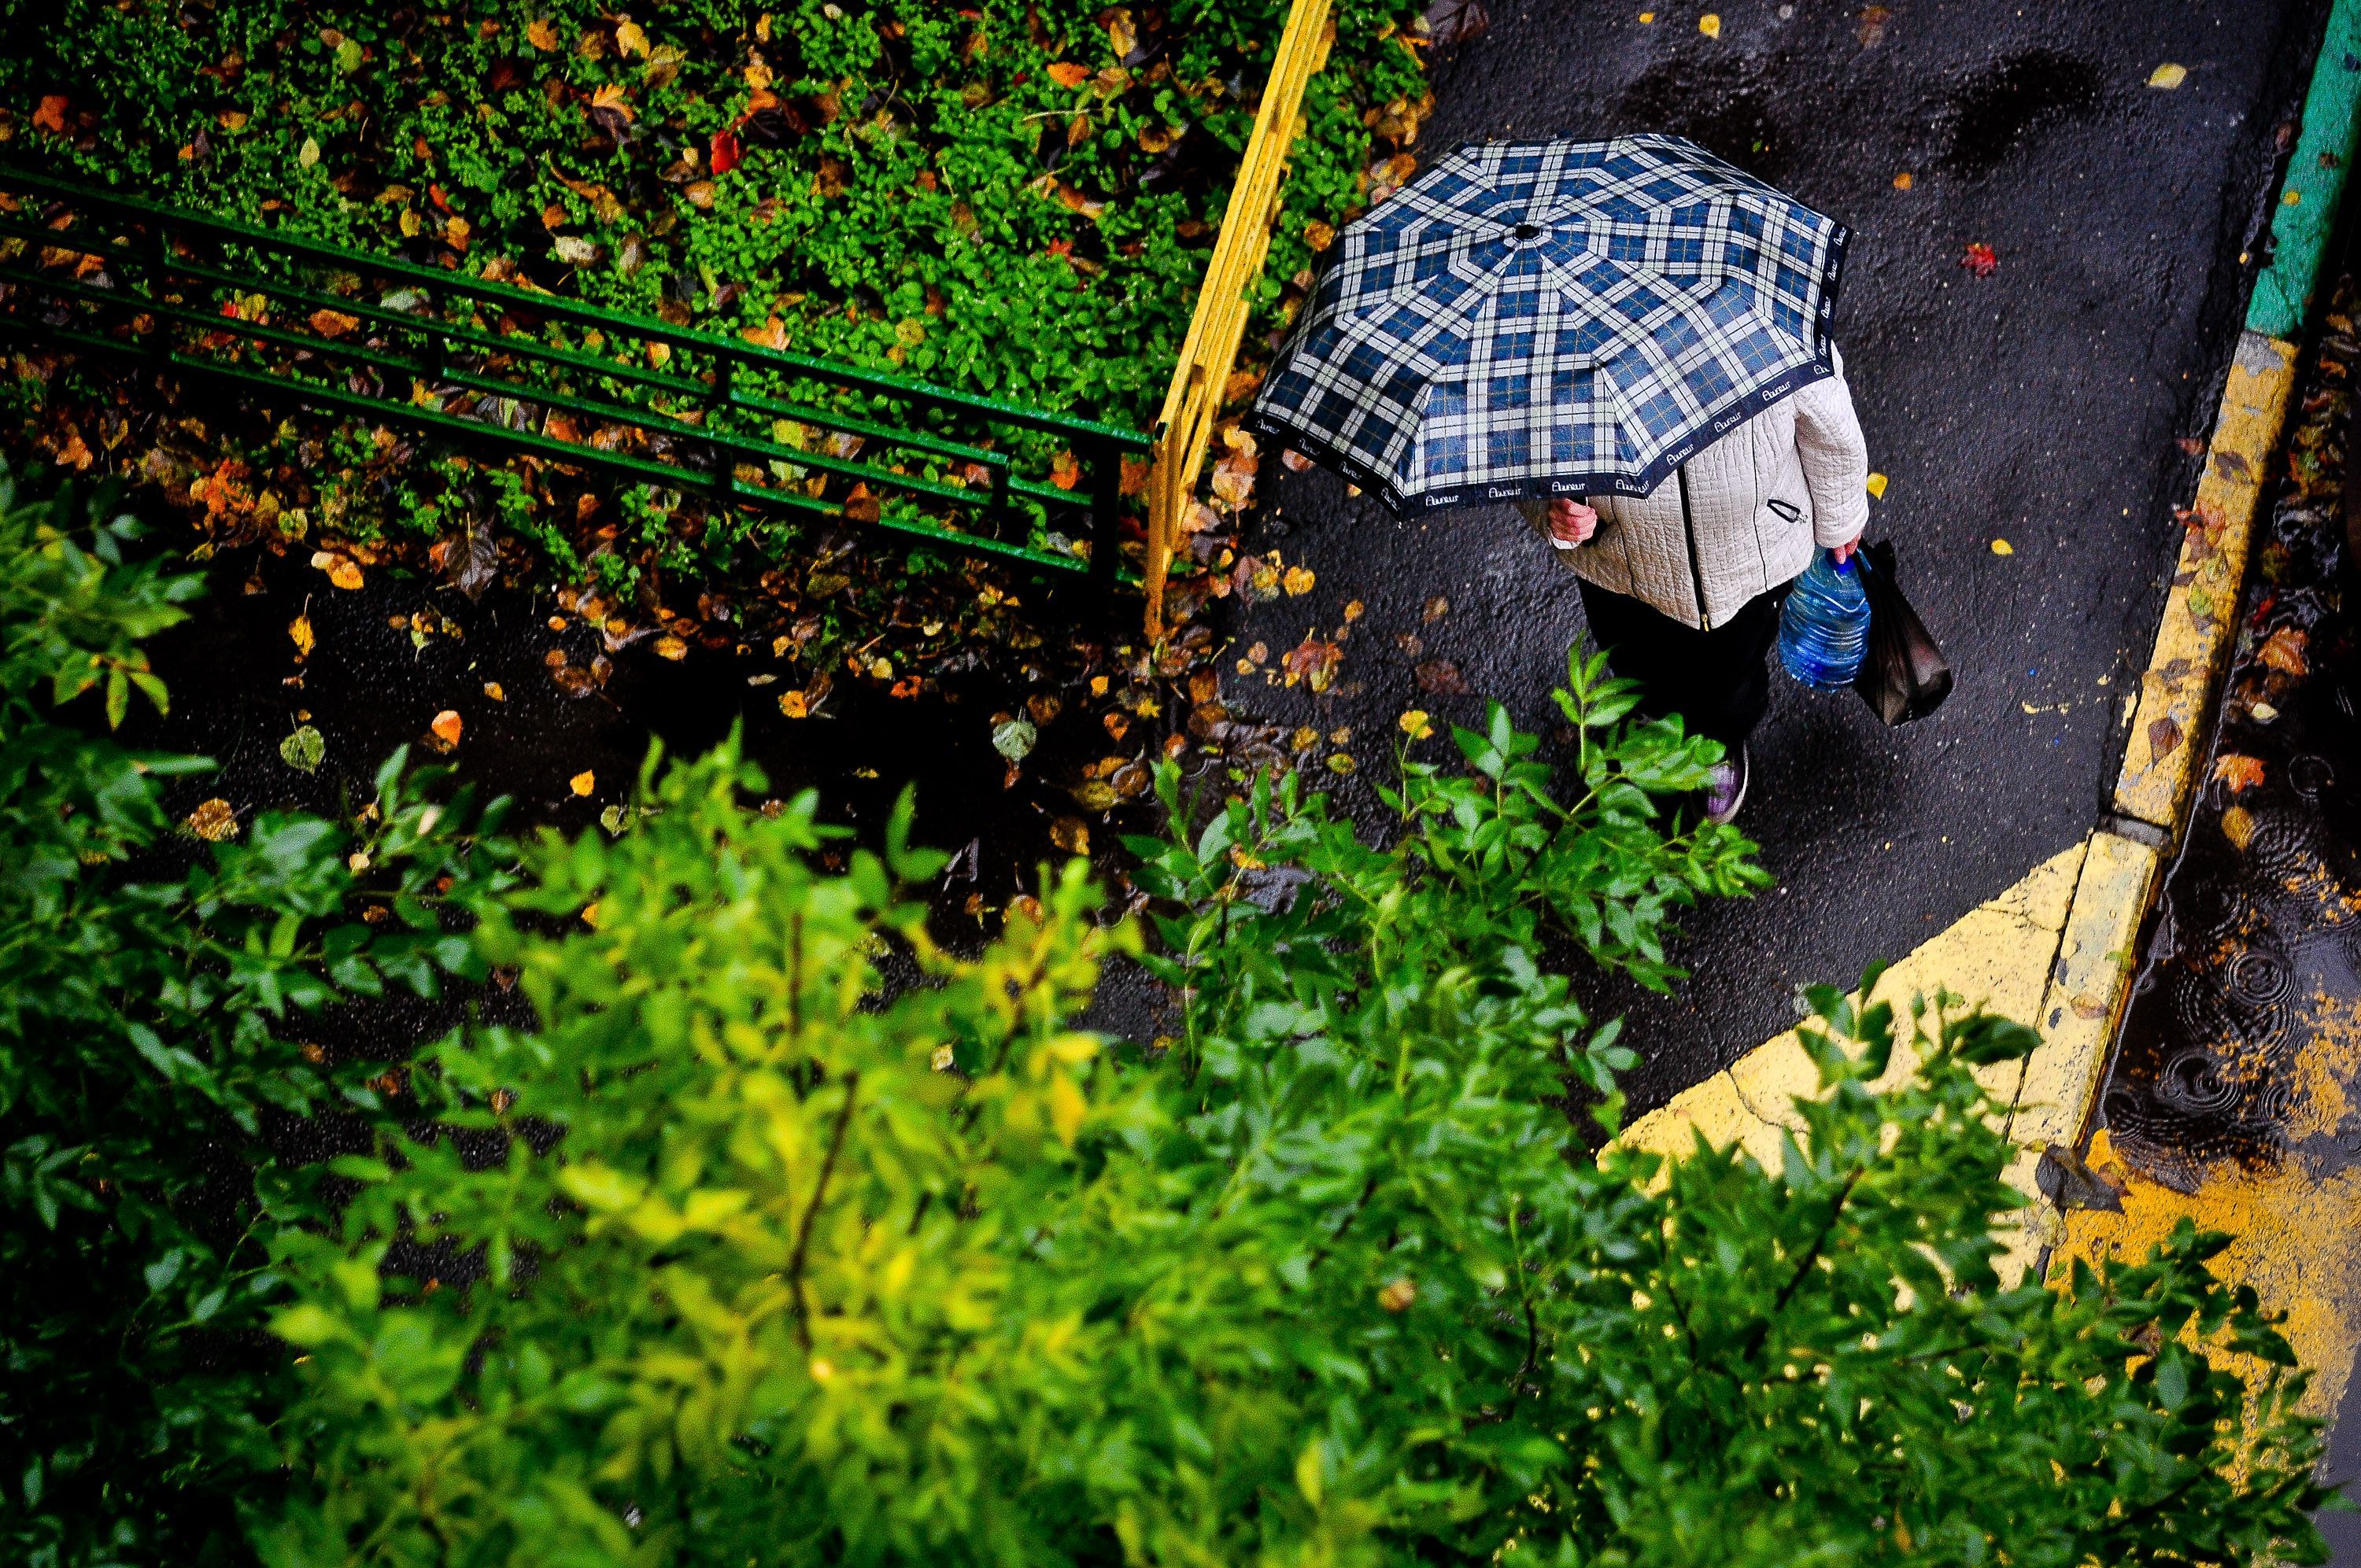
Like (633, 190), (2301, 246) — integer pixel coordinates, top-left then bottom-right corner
(1248, 135), (1850, 513)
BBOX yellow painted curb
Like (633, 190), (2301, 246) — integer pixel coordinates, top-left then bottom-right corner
(2001, 828), (2161, 1276)
(1621, 842), (2086, 1218)
(1620, 831), (2160, 1282)
(2113, 332), (2300, 836)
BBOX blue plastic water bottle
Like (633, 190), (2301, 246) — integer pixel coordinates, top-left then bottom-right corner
(1778, 549), (1870, 692)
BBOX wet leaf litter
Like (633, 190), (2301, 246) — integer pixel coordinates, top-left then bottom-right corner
(2096, 272), (2361, 1191)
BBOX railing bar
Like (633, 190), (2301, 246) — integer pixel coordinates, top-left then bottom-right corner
(13, 215), (1070, 477)
(0, 311), (1110, 578)
(153, 251), (1012, 472)
(0, 167), (1151, 448)
(1, 257), (1087, 518)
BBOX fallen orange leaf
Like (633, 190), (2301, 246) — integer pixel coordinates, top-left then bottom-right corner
(570, 770), (596, 796)
(2212, 754), (2265, 793)
(32, 95), (67, 135)
(2259, 626), (2309, 676)
(430, 710), (464, 747)
(1046, 61), (1091, 87)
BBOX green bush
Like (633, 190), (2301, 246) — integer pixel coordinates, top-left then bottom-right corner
(0, 466), (2330, 1563)
(254, 667), (2328, 1564)
(0, 470), (510, 1562)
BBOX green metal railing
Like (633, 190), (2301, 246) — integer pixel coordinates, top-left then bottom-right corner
(0, 166), (1152, 600)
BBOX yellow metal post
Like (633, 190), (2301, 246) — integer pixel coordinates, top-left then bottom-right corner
(1143, 0), (1334, 638)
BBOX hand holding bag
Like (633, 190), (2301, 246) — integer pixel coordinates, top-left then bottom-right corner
(1853, 539), (1952, 725)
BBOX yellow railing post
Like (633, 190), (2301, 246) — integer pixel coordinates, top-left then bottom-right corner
(1143, 0), (1334, 639)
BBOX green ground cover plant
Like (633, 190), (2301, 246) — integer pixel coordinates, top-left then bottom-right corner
(0, 468), (512, 1562)
(0, 0), (1430, 669)
(0, 464), (2332, 1564)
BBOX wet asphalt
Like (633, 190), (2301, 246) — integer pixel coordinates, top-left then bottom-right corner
(1238, 0), (2333, 1107)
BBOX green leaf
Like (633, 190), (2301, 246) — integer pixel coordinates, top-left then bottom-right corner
(279, 725), (327, 773)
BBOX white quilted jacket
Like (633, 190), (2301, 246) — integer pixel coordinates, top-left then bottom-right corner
(1514, 350), (1870, 630)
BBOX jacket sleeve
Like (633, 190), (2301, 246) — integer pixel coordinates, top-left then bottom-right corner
(1794, 349), (1870, 548)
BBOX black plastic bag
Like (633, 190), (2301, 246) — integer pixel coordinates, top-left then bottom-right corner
(1853, 539), (1952, 725)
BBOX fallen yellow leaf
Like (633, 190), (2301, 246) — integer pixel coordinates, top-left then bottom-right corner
(570, 770), (596, 796)
(483, 681), (506, 701)
(1399, 709), (1434, 740)
(2148, 62), (2187, 90)
(1865, 471), (1889, 499)
(1282, 566), (1316, 596)
(527, 17), (558, 50)
(288, 614), (315, 659)
(614, 17), (648, 57)
(1990, 538), (2014, 556)
(1637, 9), (1654, 20)
(779, 690), (810, 718)
(1892, 172), (1913, 190)
(1698, 12), (1720, 37)
(186, 798), (238, 842)
(653, 633), (688, 660)
(311, 550), (365, 589)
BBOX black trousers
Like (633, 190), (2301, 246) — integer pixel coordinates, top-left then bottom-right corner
(1576, 578), (1786, 751)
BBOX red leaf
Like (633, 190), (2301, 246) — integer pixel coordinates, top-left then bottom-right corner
(1960, 242), (1998, 278)
(710, 128), (742, 175)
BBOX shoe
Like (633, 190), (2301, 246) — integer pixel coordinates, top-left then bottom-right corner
(1702, 743), (1749, 826)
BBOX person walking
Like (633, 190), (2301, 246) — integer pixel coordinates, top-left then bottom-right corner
(1514, 350), (1870, 825)
(1247, 134), (1865, 827)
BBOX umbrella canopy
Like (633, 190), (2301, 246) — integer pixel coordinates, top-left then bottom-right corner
(1247, 135), (1850, 513)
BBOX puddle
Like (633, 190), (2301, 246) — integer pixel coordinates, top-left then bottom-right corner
(1611, 56), (1796, 184)
(1937, 50), (2104, 176)
(2099, 275), (2361, 1194)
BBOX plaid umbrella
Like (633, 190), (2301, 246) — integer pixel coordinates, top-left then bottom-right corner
(1247, 135), (1850, 513)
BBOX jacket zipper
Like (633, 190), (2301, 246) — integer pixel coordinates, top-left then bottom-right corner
(1676, 464), (1710, 630)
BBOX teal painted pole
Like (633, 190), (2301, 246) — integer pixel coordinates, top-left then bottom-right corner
(2248, 0), (2361, 339)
